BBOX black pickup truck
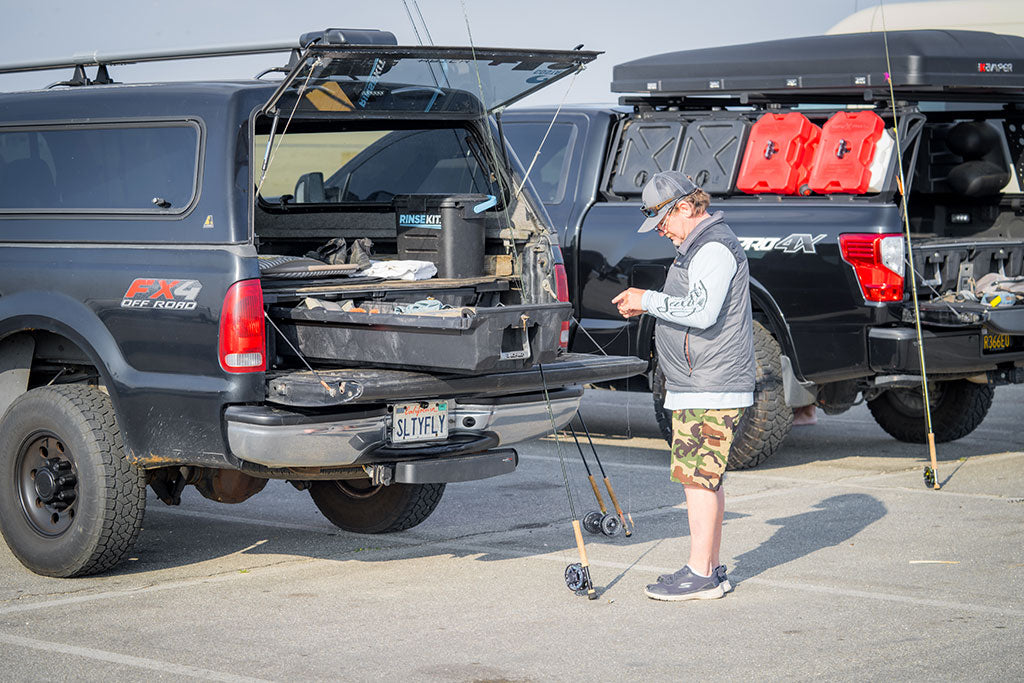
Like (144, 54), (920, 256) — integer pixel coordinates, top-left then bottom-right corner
(0, 29), (643, 577)
(503, 30), (1024, 469)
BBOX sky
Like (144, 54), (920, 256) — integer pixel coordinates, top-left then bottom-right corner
(0, 0), (921, 105)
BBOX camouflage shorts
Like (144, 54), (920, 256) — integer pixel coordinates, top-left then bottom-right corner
(670, 408), (745, 491)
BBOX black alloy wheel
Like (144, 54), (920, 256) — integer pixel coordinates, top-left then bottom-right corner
(15, 432), (80, 538)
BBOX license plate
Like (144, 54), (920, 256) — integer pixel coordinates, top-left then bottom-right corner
(391, 401), (449, 444)
(982, 332), (1015, 353)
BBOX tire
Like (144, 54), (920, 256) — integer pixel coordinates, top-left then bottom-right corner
(308, 479), (445, 534)
(653, 320), (794, 470)
(867, 379), (994, 443)
(0, 385), (146, 577)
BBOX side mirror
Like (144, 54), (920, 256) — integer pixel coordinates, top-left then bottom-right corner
(294, 171), (326, 203)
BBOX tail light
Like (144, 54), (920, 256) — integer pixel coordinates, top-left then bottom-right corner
(219, 279), (266, 372)
(839, 233), (905, 303)
(553, 263), (571, 349)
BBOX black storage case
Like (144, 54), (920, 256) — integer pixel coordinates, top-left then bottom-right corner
(394, 194), (487, 279)
(610, 120), (686, 195)
(270, 302), (571, 374)
(678, 116), (749, 194)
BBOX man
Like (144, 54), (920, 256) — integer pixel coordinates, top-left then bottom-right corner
(612, 170), (755, 601)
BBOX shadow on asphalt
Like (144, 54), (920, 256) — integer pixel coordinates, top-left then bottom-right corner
(105, 492), (885, 586)
(731, 493), (887, 582)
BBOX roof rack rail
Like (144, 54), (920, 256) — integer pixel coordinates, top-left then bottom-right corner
(0, 41), (299, 76)
(0, 28), (398, 80)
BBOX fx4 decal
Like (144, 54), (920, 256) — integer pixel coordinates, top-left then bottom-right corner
(121, 279), (203, 310)
(739, 233), (826, 254)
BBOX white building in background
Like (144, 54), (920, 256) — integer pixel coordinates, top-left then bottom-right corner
(828, 0), (1024, 37)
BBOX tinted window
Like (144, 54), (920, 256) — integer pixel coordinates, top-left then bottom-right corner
(257, 127), (498, 204)
(502, 122), (576, 204)
(0, 124), (199, 212)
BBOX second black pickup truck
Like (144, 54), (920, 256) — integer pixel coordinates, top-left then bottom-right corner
(504, 30), (1024, 468)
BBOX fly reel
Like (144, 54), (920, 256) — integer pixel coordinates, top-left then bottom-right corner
(582, 511), (622, 537)
(564, 562), (596, 598)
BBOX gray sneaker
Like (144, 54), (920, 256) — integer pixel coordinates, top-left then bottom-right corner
(644, 566), (724, 601)
(716, 565), (733, 594)
(657, 564), (732, 592)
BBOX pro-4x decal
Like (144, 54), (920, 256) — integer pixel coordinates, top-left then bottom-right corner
(121, 278), (203, 310)
(739, 233), (826, 254)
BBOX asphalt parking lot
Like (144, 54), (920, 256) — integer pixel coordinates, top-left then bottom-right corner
(1, 386), (1022, 681)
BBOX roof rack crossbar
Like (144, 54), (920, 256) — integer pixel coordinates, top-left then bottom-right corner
(0, 41), (300, 75)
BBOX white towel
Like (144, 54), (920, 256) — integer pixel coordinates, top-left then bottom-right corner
(358, 260), (437, 281)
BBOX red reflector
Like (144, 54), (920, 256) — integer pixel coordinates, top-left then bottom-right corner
(219, 279), (266, 373)
(553, 264), (570, 349)
(553, 263), (570, 302)
(839, 233), (905, 303)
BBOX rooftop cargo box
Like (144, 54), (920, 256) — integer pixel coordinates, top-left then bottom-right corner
(611, 30), (1024, 101)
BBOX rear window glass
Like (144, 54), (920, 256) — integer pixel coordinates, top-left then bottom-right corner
(502, 122), (576, 204)
(256, 127), (499, 205)
(0, 123), (200, 212)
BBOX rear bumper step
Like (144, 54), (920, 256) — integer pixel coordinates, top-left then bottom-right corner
(394, 449), (518, 484)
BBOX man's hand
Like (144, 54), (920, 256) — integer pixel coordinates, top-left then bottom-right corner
(612, 287), (647, 318)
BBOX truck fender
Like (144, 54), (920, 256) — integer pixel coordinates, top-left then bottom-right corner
(0, 289), (208, 461)
(0, 290), (127, 380)
(748, 276), (806, 382)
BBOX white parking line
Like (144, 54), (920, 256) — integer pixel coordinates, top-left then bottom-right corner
(0, 631), (270, 682)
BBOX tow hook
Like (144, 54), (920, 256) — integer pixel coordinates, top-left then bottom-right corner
(362, 464), (394, 486)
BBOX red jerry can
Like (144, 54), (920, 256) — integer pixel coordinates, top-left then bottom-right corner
(808, 111), (886, 194)
(736, 112), (820, 195)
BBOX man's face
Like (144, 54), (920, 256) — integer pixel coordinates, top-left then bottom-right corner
(656, 201), (694, 245)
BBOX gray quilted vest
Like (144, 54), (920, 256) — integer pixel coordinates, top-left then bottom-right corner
(654, 211), (756, 394)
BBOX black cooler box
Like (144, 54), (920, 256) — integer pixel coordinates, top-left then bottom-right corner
(394, 194), (488, 279)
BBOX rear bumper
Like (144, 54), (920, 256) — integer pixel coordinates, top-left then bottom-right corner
(868, 327), (1024, 375)
(224, 387), (582, 469)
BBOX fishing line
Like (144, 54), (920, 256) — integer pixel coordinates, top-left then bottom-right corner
(879, 0), (941, 489)
(456, 3), (609, 596)
(514, 69), (581, 199)
(570, 314), (636, 530)
(400, 0), (425, 45)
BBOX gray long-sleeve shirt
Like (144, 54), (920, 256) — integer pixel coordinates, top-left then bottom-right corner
(641, 242), (753, 410)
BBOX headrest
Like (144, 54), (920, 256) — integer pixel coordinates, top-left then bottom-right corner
(945, 121), (1001, 160)
(946, 160), (1010, 197)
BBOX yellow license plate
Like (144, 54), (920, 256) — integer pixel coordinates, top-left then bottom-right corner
(982, 333), (1013, 352)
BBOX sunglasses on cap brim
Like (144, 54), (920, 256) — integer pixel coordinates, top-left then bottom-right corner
(640, 195), (682, 218)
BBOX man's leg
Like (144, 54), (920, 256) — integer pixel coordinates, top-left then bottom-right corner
(670, 408), (728, 576)
(683, 484), (721, 577)
(685, 409), (742, 574)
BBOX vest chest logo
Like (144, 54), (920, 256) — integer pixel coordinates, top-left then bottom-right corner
(739, 233), (826, 254)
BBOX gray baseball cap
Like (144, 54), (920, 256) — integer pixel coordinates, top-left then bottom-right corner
(637, 171), (699, 233)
